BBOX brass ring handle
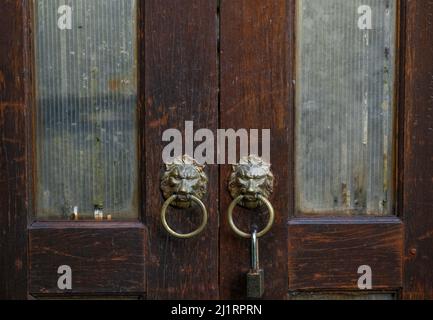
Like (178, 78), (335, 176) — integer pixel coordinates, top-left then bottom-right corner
(161, 194), (208, 239)
(227, 194), (275, 238)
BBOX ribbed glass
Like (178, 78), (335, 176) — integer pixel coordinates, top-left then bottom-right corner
(295, 0), (397, 215)
(34, 0), (138, 220)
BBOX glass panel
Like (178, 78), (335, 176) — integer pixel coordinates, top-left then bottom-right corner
(295, 0), (397, 215)
(34, 0), (138, 220)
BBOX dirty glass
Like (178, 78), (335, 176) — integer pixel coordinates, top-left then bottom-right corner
(295, 0), (397, 215)
(34, 0), (138, 220)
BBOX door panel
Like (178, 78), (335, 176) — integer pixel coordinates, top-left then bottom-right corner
(220, 0), (292, 299)
(288, 217), (403, 290)
(29, 222), (145, 295)
(144, 0), (219, 299)
(27, 0), (145, 298)
(288, 0), (404, 296)
(220, 0), (403, 299)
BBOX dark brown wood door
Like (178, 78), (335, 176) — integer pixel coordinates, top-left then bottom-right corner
(219, 0), (433, 300)
(1, 0), (433, 300)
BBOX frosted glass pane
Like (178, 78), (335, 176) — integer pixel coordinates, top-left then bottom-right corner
(35, 0), (138, 220)
(295, 0), (396, 215)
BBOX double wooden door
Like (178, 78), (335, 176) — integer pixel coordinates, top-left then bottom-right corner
(1, 0), (433, 300)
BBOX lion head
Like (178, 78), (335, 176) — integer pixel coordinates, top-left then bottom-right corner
(228, 155), (274, 209)
(161, 155), (208, 208)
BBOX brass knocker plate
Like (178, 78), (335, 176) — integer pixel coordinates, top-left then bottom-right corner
(160, 155), (208, 238)
(227, 155), (275, 238)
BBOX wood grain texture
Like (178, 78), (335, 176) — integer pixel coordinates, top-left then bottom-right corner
(0, 0), (30, 299)
(144, 0), (219, 299)
(220, 0), (292, 299)
(2, 0), (432, 301)
(29, 223), (146, 294)
(288, 217), (403, 290)
(403, 0), (433, 300)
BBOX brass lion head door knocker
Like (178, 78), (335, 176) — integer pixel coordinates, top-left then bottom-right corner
(227, 155), (275, 238)
(228, 155), (274, 210)
(160, 155), (208, 238)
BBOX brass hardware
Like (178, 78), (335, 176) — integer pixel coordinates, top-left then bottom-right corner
(227, 155), (275, 238)
(160, 155), (208, 239)
(228, 194), (274, 238)
(161, 194), (208, 239)
(247, 228), (265, 298)
(228, 155), (274, 209)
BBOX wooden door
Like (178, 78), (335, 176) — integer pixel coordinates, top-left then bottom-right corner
(1, 0), (432, 300)
(219, 0), (433, 300)
(0, 0), (219, 300)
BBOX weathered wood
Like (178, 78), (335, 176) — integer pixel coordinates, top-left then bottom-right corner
(0, 0), (30, 299)
(403, 0), (433, 300)
(144, 0), (219, 299)
(29, 222), (146, 294)
(219, 0), (292, 299)
(288, 217), (403, 290)
(2, 0), (433, 301)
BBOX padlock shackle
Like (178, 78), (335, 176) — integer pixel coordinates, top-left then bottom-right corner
(251, 229), (260, 271)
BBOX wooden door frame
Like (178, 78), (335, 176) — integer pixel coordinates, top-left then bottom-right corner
(1, 0), (31, 299)
(402, 0), (433, 300)
(1, 0), (432, 300)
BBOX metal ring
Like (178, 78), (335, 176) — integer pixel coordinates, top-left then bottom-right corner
(227, 194), (275, 238)
(161, 194), (208, 239)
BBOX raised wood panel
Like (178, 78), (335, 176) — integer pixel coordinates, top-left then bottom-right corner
(288, 217), (403, 290)
(29, 222), (146, 294)
(403, 0), (433, 300)
(144, 0), (219, 299)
